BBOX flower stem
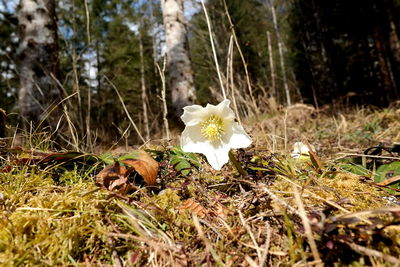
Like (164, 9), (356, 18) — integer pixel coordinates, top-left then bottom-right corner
(228, 150), (248, 177)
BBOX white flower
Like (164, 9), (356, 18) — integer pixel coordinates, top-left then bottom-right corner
(180, 99), (252, 170)
(291, 142), (315, 159)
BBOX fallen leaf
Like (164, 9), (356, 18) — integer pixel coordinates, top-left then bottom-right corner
(122, 150), (159, 186)
(306, 142), (323, 172)
(212, 201), (231, 218)
(95, 150), (159, 193)
(178, 199), (209, 218)
(96, 161), (135, 194)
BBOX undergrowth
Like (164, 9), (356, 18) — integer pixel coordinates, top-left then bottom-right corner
(0, 106), (400, 266)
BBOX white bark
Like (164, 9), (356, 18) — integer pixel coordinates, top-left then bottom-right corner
(139, 32), (150, 140)
(270, 0), (291, 106)
(17, 0), (61, 127)
(267, 31), (276, 98)
(161, 0), (196, 117)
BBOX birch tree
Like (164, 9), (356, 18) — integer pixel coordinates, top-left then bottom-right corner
(17, 0), (61, 128)
(161, 0), (196, 117)
(269, 0), (291, 106)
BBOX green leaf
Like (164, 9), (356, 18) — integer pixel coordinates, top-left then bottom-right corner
(98, 151), (141, 165)
(374, 162), (400, 183)
(117, 151), (140, 161)
(98, 152), (114, 165)
(374, 162), (400, 194)
(339, 163), (370, 176)
(170, 146), (200, 176)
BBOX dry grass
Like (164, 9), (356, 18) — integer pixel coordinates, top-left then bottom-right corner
(1, 106), (400, 266)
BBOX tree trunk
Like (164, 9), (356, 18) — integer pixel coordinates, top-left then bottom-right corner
(161, 0), (196, 117)
(373, 25), (396, 104)
(266, 31), (276, 98)
(269, 0), (291, 106)
(139, 30), (150, 140)
(17, 0), (61, 129)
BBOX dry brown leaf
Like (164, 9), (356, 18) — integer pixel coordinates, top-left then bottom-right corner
(178, 199), (209, 218)
(212, 202), (231, 218)
(306, 141), (323, 173)
(122, 150), (159, 186)
(96, 162), (135, 194)
(95, 150), (159, 194)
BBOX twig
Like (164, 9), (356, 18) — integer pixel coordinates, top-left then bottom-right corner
(339, 239), (400, 265)
(84, 0), (92, 148)
(293, 186), (322, 266)
(104, 75), (146, 145)
(238, 210), (263, 263)
(259, 221), (271, 267)
(193, 215), (224, 266)
(336, 153), (400, 160)
(156, 58), (170, 141)
(335, 207), (400, 221)
(200, 0), (226, 99)
(222, 0), (259, 115)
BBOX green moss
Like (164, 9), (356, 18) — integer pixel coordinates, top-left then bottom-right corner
(0, 167), (113, 266)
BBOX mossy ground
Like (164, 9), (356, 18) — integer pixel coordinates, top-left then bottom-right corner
(1, 106), (400, 266)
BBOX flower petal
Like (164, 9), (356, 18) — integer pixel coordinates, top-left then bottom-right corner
(203, 144), (230, 170)
(181, 124), (230, 170)
(205, 99), (235, 121)
(222, 122), (252, 149)
(181, 105), (206, 126)
(216, 99), (236, 121)
(180, 124), (207, 150)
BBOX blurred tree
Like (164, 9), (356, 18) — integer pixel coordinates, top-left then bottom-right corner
(189, 0), (284, 106)
(288, 0), (400, 107)
(0, 3), (18, 115)
(17, 0), (62, 129)
(161, 0), (196, 117)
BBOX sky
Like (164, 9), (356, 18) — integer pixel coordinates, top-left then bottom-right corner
(0, 0), (17, 13)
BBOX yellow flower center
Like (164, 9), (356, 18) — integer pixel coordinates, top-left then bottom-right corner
(201, 115), (224, 141)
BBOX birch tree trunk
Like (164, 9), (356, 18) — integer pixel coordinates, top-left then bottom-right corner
(269, 0), (291, 106)
(139, 30), (150, 140)
(267, 31), (276, 98)
(161, 0), (196, 117)
(17, 0), (61, 129)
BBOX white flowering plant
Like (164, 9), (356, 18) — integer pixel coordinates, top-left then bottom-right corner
(291, 142), (315, 160)
(180, 99), (252, 170)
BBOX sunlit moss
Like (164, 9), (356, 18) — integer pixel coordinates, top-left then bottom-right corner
(0, 168), (113, 266)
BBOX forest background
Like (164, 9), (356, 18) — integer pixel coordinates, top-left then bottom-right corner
(0, 0), (399, 145)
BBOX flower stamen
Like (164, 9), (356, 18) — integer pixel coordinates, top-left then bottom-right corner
(201, 115), (224, 141)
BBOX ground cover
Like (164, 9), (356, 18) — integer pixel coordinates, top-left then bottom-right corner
(0, 105), (400, 266)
